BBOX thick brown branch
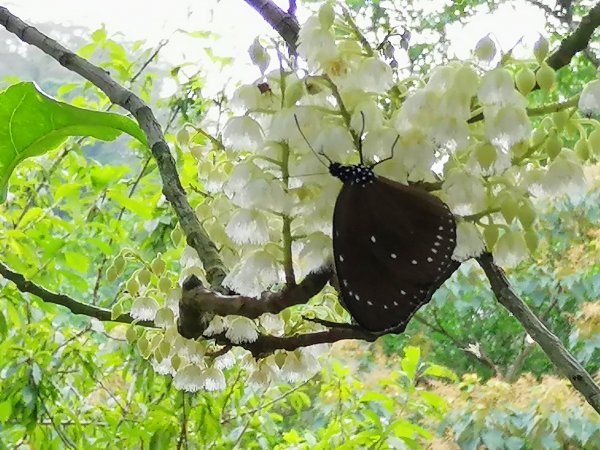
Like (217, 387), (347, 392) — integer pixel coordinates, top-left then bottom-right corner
(0, 7), (227, 289)
(178, 268), (334, 338)
(477, 253), (600, 414)
(547, 2), (600, 69)
(217, 326), (376, 358)
(0, 262), (151, 326)
(243, 0), (299, 52)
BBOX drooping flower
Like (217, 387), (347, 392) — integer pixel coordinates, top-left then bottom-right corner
(540, 150), (586, 195)
(173, 364), (204, 392)
(154, 307), (175, 328)
(443, 169), (487, 215)
(578, 79), (600, 116)
(222, 116), (264, 151)
(130, 296), (159, 321)
(223, 250), (280, 297)
(452, 222), (486, 261)
(281, 351), (306, 382)
(494, 230), (529, 267)
(259, 313), (285, 336)
(248, 359), (279, 388)
(484, 105), (531, 152)
(297, 16), (337, 68)
(479, 69), (525, 106)
(203, 316), (228, 337)
(202, 366), (227, 391)
(225, 209), (270, 245)
(296, 232), (333, 276)
(225, 316), (259, 344)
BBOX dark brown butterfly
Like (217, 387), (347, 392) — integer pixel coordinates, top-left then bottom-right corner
(330, 162), (459, 332)
(295, 115), (459, 332)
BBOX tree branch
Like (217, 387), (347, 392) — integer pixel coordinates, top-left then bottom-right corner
(477, 252), (600, 414)
(216, 326), (376, 358)
(0, 261), (151, 326)
(178, 268), (334, 338)
(243, 0), (299, 53)
(0, 6), (228, 289)
(547, 1), (600, 70)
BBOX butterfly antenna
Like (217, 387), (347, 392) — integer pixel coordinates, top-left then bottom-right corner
(358, 111), (366, 165)
(374, 134), (400, 166)
(293, 114), (330, 168)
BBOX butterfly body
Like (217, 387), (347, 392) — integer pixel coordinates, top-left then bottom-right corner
(330, 163), (459, 332)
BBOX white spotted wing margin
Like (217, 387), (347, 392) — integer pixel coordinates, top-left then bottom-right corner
(332, 175), (460, 333)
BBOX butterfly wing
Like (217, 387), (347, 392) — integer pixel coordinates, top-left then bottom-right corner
(332, 176), (459, 332)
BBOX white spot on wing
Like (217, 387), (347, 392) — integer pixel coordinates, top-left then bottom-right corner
(339, 255), (344, 262)
(391, 253), (397, 259)
(367, 300), (373, 306)
(427, 257), (433, 262)
(370, 235), (376, 243)
(411, 260), (417, 265)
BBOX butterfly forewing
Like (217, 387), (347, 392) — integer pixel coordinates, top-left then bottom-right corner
(333, 175), (458, 332)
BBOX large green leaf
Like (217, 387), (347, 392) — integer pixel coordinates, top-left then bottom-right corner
(0, 82), (147, 202)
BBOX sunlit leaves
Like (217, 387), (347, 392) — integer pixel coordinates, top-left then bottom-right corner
(0, 82), (147, 202)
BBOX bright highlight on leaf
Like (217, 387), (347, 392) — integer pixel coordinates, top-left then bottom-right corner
(0, 82), (147, 202)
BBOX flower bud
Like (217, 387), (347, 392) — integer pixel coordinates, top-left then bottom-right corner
(517, 200), (537, 228)
(515, 67), (536, 95)
(171, 227), (183, 246)
(483, 224), (499, 249)
(552, 110), (570, 129)
(106, 265), (118, 283)
(248, 38), (270, 74)
(126, 326), (139, 344)
(151, 255), (166, 275)
(158, 276), (172, 293)
(524, 230), (539, 254)
(318, 2), (335, 29)
(545, 130), (562, 159)
(536, 63), (555, 92)
(575, 138), (590, 160)
(588, 128), (600, 154)
(113, 255), (126, 273)
(500, 194), (519, 224)
(126, 277), (140, 296)
(533, 35), (549, 63)
(474, 34), (497, 62)
(137, 268), (152, 286)
(284, 79), (305, 108)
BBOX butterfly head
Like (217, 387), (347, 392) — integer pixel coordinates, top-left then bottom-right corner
(329, 162), (375, 186)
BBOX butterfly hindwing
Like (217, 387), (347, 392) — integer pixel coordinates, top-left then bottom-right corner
(332, 175), (458, 332)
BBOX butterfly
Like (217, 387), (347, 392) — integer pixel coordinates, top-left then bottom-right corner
(296, 115), (460, 332)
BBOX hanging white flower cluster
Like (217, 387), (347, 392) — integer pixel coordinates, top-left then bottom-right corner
(132, 3), (600, 391)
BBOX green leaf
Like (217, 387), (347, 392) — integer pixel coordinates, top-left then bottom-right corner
(107, 190), (154, 218)
(401, 346), (420, 381)
(0, 310), (7, 339)
(0, 82), (147, 202)
(421, 364), (457, 381)
(0, 400), (12, 423)
(64, 251), (90, 273)
(90, 165), (130, 190)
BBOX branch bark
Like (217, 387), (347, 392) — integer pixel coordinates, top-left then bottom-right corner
(0, 262), (151, 327)
(243, 0), (299, 52)
(478, 253), (600, 414)
(178, 268), (333, 338)
(0, 6), (227, 289)
(547, 1), (600, 70)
